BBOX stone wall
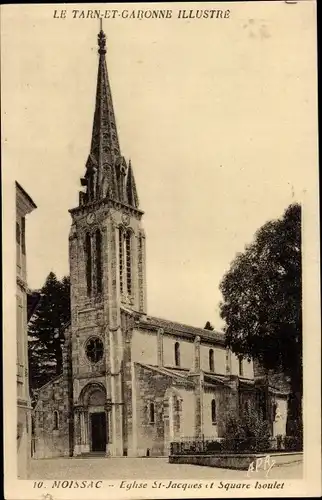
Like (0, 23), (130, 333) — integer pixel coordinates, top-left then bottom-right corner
(121, 311), (136, 457)
(134, 363), (172, 456)
(33, 376), (70, 458)
(133, 363), (196, 457)
(33, 330), (73, 459)
(169, 452), (303, 470)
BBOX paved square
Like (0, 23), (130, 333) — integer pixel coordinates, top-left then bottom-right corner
(29, 457), (302, 481)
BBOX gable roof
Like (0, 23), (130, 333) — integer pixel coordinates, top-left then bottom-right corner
(137, 363), (232, 390)
(135, 363), (195, 387)
(27, 291), (42, 322)
(34, 374), (63, 394)
(16, 181), (37, 211)
(137, 314), (225, 346)
(137, 362), (188, 379)
(203, 373), (230, 386)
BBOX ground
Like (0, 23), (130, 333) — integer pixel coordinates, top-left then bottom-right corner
(29, 457), (302, 480)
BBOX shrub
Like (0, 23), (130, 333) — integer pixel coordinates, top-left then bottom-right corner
(283, 433), (302, 451)
(222, 404), (271, 453)
(206, 440), (222, 453)
(276, 434), (283, 450)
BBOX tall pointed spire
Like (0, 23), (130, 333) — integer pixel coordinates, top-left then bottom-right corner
(79, 27), (140, 209)
(90, 26), (120, 198)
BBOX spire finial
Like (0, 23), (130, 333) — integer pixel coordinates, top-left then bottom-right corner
(98, 21), (106, 55)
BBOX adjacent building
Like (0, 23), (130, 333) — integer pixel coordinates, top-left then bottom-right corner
(16, 182), (37, 477)
(32, 29), (290, 459)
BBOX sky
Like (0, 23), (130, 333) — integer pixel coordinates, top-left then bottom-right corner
(2, 2), (318, 329)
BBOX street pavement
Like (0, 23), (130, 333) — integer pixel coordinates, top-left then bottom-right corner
(29, 457), (302, 480)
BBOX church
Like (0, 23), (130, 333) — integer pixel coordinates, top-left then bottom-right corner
(32, 28), (289, 459)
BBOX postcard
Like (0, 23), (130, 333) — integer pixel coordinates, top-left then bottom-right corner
(2, 1), (321, 499)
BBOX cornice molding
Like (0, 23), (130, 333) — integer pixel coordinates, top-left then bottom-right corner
(69, 197), (144, 219)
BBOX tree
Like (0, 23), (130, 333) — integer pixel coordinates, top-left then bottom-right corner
(204, 321), (214, 331)
(28, 272), (71, 394)
(219, 204), (302, 432)
(222, 404), (271, 452)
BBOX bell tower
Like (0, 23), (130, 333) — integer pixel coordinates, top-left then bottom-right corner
(68, 27), (147, 456)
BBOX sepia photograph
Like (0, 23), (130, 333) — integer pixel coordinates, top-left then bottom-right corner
(2, 1), (320, 499)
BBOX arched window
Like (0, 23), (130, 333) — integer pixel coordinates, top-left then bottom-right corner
(95, 229), (103, 294)
(53, 411), (59, 430)
(173, 396), (181, 434)
(174, 342), (180, 367)
(119, 228), (124, 294)
(209, 349), (214, 372)
(238, 357), (244, 377)
(85, 233), (92, 296)
(125, 231), (132, 295)
(211, 399), (217, 424)
(174, 397), (181, 413)
(149, 402), (155, 424)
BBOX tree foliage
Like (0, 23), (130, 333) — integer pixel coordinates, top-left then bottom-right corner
(28, 272), (71, 394)
(204, 321), (214, 331)
(222, 404), (271, 452)
(219, 204), (302, 421)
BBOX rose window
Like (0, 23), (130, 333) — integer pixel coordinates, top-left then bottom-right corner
(85, 337), (104, 363)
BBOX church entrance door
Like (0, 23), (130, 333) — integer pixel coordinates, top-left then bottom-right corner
(90, 412), (107, 452)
